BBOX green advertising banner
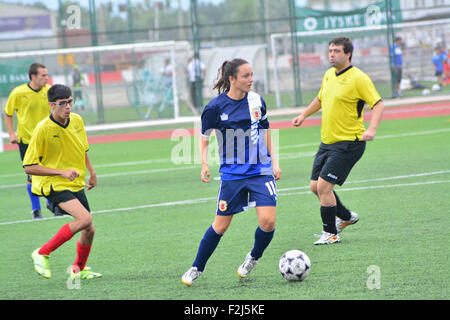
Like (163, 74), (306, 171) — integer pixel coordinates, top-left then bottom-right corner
(296, 0), (402, 32)
(0, 59), (34, 97)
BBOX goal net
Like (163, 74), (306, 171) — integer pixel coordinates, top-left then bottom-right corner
(270, 18), (450, 108)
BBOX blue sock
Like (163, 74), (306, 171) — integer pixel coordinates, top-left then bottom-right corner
(192, 225), (222, 272)
(27, 184), (41, 211)
(250, 226), (275, 260)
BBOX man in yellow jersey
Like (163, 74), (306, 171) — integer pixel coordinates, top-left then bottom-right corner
(23, 84), (101, 280)
(292, 37), (384, 245)
(3, 62), (60, 219)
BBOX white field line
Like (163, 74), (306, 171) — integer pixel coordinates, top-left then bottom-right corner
(1, 127), (449, 180)
(0, 166), (199, 189)
(95, 158), (171, 168)
(0, 154), (307, 183)
(95, 166), (198, 178)
(278, 180), (450, 197)
(278, 170), (450, 192)
(0, 129), (450, 189)
(0, 152), (317, 190)
(279, 142), (320, 150)
(279, 128), (450, 150)
(0, 158), (172, 179)
(2, 156), (447, 191)
(0, 176), (449, 227)
(368, 128), (450, 140)
(0, 151), (315, 182)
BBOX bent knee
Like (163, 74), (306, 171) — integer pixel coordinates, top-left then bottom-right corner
(85, 223), (95, 234)
(259, 217), (276, 231)
(212, 223), (228, 235)
(260, 221), (275, 231)
(78, 215), (93, 230)
(316, 180), (334, 196)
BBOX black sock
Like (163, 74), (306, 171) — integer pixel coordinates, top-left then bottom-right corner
(320, 206), (337, 234)
(334, 191), (351, 221)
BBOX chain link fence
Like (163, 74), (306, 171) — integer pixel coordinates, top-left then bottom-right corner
(0, 0), (449, 127)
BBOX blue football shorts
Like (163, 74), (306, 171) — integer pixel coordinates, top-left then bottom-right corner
(216, 175), (277, 216)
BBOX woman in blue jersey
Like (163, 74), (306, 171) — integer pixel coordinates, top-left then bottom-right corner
(182, 58), (281, 286)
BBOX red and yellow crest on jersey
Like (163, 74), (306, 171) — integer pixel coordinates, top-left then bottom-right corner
(251, 107), (262, 121)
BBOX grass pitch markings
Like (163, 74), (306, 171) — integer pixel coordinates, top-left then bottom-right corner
(1, 127), (449, 185)
(1, 173), (449, 227)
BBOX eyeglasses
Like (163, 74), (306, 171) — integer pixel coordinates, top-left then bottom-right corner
(52, 99), (73, 107)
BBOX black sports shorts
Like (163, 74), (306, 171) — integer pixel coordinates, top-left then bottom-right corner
(311, 141), (366, 186)
(45, 188), (90, 214)
(18, 141), (28, 160)
(18, 141), (33, 183)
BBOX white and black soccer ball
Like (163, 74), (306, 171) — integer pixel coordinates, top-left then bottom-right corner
(279, 250), (311, 282)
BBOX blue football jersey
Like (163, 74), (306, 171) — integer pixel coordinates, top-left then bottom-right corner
(201, 91), (273, 180)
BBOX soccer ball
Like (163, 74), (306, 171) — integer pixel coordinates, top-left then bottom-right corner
(431, 84), (441, 91)
(279, 249), (311, 282)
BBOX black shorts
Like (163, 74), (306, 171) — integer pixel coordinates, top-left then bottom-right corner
(18, 142), (32, 183)
(311, 141), (366, 186)
(18, 141), (28, 160)
(45, 188), (90, 214)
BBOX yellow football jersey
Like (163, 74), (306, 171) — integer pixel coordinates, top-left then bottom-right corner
(3, 83), (51, 144)
(318, 66), (382, 144)
(23, 113), (89, 196)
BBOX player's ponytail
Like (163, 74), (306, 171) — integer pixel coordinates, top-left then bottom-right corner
(213, 58), (248, 94)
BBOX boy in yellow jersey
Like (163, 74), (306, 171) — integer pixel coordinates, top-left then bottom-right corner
(292, 37), (384, 245)
(23, 84), (101, 279)
(3, 63), (54, 219)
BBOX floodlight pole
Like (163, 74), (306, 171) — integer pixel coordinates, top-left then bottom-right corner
(88, 0), (105, 123)
(385, 0), (397, 98)
(58, 0), (70, 86)
(288, 0), (302, 107)
(126, 0), (135, 43)
(190, 0), (203, 112)
(126, 0), (140, 116)
(260, 0), (270, 94)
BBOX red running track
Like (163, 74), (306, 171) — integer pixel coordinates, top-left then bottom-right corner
(3, 101), (449, 151)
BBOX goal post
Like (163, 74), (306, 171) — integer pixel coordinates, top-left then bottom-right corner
(0, 40), (192, 126)
(270, 18), (450, 108)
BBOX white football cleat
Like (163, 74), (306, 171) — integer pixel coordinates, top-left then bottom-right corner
(237, 252), (258, 278)
(314, 232), (341, 245)
(181, 267), (202, 286)
(336, 211), (359, 233)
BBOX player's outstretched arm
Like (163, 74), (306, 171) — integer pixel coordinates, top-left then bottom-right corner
(291, 97), (321, 127)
